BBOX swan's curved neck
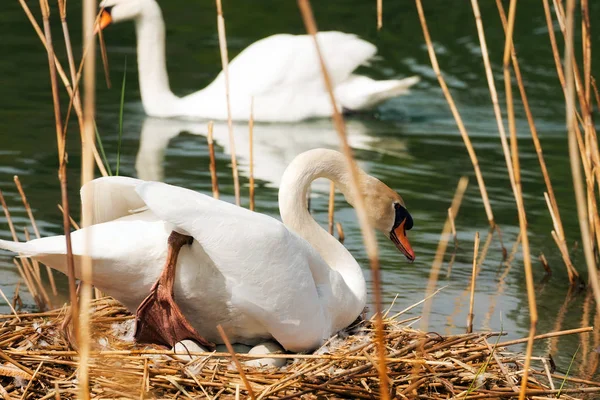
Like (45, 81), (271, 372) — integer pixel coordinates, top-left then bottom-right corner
(279, 149), (366, 311)
(135, 9), (180, 115)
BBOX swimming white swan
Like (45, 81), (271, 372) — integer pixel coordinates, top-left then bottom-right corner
(97, 0), (420, 122)
(0, 149), (414, 352)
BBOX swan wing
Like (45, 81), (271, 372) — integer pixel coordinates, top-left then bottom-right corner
(80, 176), (147, 224)
(209, 32), (376, 97)
(136, 181), (331, 351)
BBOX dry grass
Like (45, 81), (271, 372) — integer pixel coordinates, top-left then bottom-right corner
(0, 298), (598, 399)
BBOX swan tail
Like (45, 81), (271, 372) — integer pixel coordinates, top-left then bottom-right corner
(336, 75), (420, 111)
(0, 239), (36, 255)
(0, 236), (72, 276)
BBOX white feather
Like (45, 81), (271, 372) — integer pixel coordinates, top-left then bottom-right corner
(100, 0), (419, 122)
(0, 150), (384, 352)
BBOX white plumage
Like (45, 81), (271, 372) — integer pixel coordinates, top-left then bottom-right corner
(0, 150), (415, 352)
(99, 0), (419, 122)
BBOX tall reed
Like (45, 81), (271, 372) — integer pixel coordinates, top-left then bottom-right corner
(467, 232), (480, 334)
(38, 0), (78, 335)
(217, 325), (256, 400)
(207, 122), (220, 199)
(563, 0), (600, 314)
(215, 0), (241, 206)
(297, 1), (389, 398)
(499, 2), (537, 397)
(18, 0), (108, 177)
(421, 177), (468, 331)
(78, 0), (100, 396)
(414, 0), (495, 228)
(470, 0), (521, 217)
(13, 176), (57, 296)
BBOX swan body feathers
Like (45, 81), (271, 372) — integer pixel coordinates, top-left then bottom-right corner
(0, 149), (414, 352)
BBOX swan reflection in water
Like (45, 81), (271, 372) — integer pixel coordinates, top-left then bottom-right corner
(134, 117), (409, 189)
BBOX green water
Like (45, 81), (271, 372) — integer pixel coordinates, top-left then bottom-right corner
(1, 0), (599, 379)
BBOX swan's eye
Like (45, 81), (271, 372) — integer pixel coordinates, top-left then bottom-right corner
(393, 203), (413, 231)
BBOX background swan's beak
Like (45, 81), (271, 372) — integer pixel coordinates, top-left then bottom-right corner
(95, 9), (113, 35)
(390, 220), (415, 262)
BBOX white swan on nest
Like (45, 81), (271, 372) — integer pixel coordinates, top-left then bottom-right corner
(97, 0), (420, 122)
(0, 149), (415, 353)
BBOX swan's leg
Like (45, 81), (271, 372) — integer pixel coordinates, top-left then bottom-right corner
(243, 341), (287, 368)
(134, 231), (215, 350)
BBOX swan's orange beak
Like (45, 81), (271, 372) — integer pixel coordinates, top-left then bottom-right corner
(391, 220), (415, 263)
(94, 9), (112, 35)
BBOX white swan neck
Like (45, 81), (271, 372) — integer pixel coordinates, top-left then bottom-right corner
(279, 149), (366, 310)
(135, 9), (180, 116)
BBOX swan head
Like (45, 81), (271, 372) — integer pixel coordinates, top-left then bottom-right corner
(97, 0), (160, 30)
(359, 176), (415, 263)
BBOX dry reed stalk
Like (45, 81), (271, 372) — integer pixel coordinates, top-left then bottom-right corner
(207, 122), (220, 199)
(546, 0), (600, 263)
(553, 0), (600, 261)
(13, 184), (40, 282)
(215, 0), (240, 206)
(446, 207), (457, 277)
(57, 1), (109, 178)
(17, 0), (108, 177)
(13, 176), (57, 295)
(38, 0), (79, 335)
(249, 99), (255, 211)
(0, 195), (45, 307)
(377, 0), (382, 30)
(579, 291), (591, 375)
(563, 0), (600, 314)
(79, 0), (99, 397)
(97, 26), (111, 89)
(448, 208), (457, 249)
(328, 182), (335, 235)
(497, 0), (577, 284)
(216, 325), (256, 400)
(466, 232), (480, 334)
(500, 2), (537, 399)
(0, 191), (17, 241)
(58, 204), (81, 230)
(297, 1), (389, 398)
(475, 226), (494, 271)
(13, 259), (42, 310)
(544, 193), (576, 279)
(0, 288), (20, 322)
(421, 176), (468, 331)
(336, 222), (345, 243)
(539, 253), (551, 275)
(414, 0), (494, 228)
(581, 0), (591, 103)
(470, 0), (521, 215)
(12, 282), (22, 314)
(22, 227), (52, 309)
(592, 79), (600, 111)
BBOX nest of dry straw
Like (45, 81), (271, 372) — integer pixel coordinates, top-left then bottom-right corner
(1, 298), (599, 399)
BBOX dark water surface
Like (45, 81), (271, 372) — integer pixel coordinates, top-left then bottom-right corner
(1, 0), (600, 378)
